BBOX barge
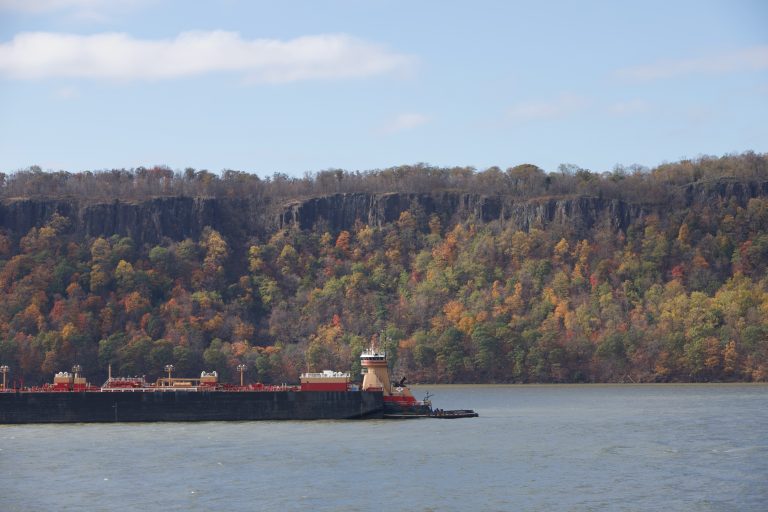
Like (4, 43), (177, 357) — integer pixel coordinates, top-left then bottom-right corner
(0, 346), (459, 423)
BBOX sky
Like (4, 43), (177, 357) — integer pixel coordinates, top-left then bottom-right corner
(0, 0), (766, 177)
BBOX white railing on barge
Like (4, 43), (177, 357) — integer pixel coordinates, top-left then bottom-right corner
(300, 371), (350, 379)
(99, 384), (299, 392)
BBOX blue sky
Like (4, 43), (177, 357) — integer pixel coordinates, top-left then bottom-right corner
(0, 0), (766, 177)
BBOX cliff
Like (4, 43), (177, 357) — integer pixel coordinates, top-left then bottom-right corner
(682, 179), (768, 206)
(278, 181), (768, 234)
(0, 196), (267, 244)
(1, 179), (766, 243)
(277, 192), (651, 234)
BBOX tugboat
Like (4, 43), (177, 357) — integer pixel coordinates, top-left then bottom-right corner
(359, 344), (476, 419)
(360, 345), (432, 418)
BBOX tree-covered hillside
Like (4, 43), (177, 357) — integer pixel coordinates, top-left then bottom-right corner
(1, 153), (767, 384)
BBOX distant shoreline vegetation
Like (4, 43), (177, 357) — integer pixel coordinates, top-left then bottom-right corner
(2, 152), (766, 204)
(0, 152), (767, 385)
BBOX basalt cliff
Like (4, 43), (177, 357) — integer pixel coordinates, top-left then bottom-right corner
(1, 180), (766, 244)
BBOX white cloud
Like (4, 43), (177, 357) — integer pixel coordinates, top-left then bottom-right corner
(0, 0), (143, 14)
(507, 93), (588, 121)
(380, 113), (430, 134)
(617, 45), (768, 81)
(0, 31), (412, 83)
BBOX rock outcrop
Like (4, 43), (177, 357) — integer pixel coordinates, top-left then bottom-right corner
(277, 192), (650, 234)
(1, 179), (766, 243)
(682, 179), (768, 207)
(0, 196), (266, 244)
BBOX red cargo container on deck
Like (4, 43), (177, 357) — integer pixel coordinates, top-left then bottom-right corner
(300, 371), (350, 391)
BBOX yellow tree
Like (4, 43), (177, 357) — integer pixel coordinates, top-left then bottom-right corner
(201, 229), (228, 288)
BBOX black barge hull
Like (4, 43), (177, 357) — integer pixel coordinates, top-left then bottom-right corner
(0, 390), (384, 423)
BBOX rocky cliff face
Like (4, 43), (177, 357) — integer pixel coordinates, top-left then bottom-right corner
(682, 179), (768, 206)
(0, 198), (78, 237)
(277, 180), (768, 233)
(2, 179), (766, 243)
(278, 192), (650, 234)
(0, 197), (266, 244)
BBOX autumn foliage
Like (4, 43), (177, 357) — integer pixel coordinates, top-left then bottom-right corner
(1, 153), (768, 384)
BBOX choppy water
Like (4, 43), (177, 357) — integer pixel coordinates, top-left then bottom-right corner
(1, 384), (766, 511)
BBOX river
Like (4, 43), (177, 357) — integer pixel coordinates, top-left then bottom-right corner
(1, 384), (766, 511)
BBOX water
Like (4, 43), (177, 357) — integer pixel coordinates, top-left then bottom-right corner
(1, 384), (766, 511)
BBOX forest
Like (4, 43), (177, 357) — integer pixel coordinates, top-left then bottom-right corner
(0, 152), (767, 385)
